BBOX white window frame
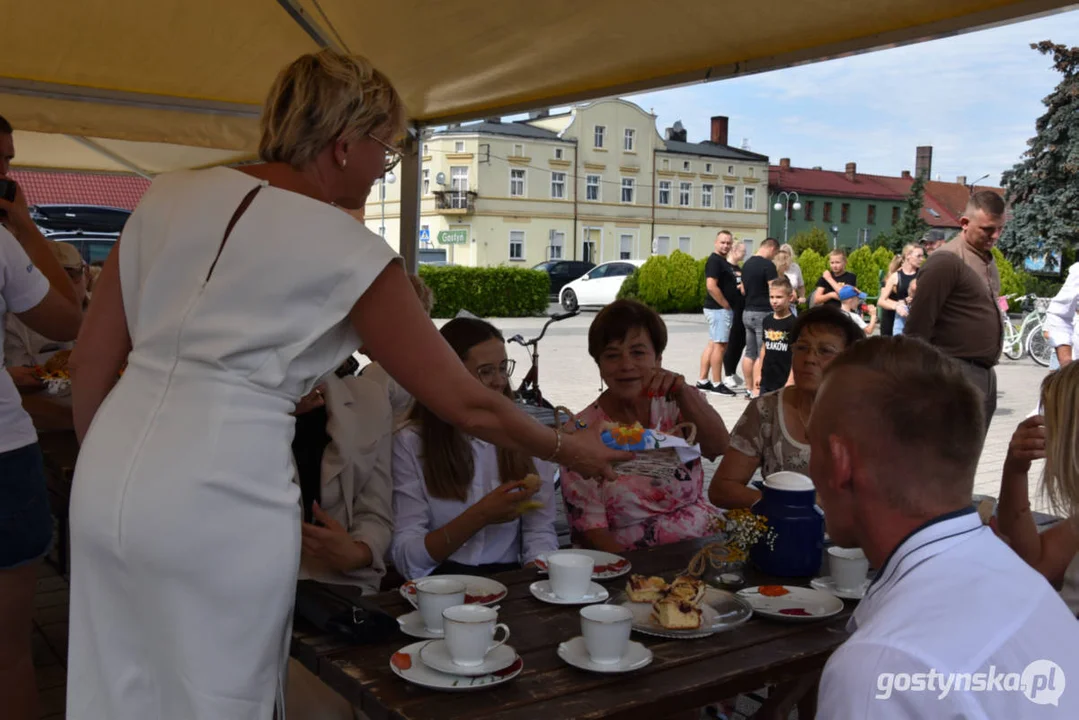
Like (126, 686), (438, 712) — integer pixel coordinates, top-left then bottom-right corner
(551, 171), (567, 199)
(723, 185), (735, 210)
(554, 147), (564, 160)
(510, 168), (526, 198)
(683, 161), (691, 172)
(450, 166), (470, 209)
(594, 125), (606, 149)
(549, 230), (565, 260)
(662, 158), (670, 171)
(744, 187), (756, 211)
(701, 184), (714, 208)
(620, 177), (635, 204)
(586, 174), (601, 202)
(654, 236), (671, 256)
(748, 167), (755, 178)
(678, 236), (692, 254)
(678, 182), (692, 207)
(624, 128), (636, 152)
(512, 143), (524, 157)
(454, 140), (466, 153)
(619, 233), (634, 260)
(658, 180), (671, 206)
(422, 168), (430, 195)
(509, 230), (525, 261)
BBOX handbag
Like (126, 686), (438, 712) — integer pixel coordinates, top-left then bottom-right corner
(294, 580), (398, 645)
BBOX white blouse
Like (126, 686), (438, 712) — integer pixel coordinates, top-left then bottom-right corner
(390, 426), (559, 580)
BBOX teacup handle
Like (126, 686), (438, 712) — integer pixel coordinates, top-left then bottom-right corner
(488, 623), (510, 653)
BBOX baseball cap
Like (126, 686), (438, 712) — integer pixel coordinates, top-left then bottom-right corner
(50, 242), (83, 270)
(838, 285), (866, 301)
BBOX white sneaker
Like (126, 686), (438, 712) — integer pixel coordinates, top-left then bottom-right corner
(723, 375), (742, 388)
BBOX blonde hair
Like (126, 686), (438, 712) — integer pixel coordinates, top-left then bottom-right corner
(780, 243), (796, 257)
(887, 255), (903, 275)
(774, 249), (792, 276)
(1041, 362), (1079, 520)
(259, 50), (406, 167)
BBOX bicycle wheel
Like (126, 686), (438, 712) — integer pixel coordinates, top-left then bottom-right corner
(1027, 326), (1052, 367)
(1002, 324), (1023, 361)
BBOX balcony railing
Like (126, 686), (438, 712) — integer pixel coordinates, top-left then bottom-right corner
(433, 190), (477, 213)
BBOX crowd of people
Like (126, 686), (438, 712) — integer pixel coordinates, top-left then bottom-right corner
(2, 48), (1079, 720)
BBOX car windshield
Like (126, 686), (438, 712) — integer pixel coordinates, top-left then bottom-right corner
(533, 262), (551, 271)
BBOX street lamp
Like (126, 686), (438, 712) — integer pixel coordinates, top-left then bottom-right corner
(773, 191), (802, 244)
(830, 224), (840, 249)
(381, 171), (396, 239)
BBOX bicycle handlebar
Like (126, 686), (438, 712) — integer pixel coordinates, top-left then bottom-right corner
(508, 310), (580, 347)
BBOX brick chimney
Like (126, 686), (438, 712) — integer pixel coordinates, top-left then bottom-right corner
(901, 170), (911, 179)
(779, 158), (791, 170)
(956, 175), (967, 186)
(845, 162), (857, 182)
(916, 146), (933, 180)
(710, 116), (729, 146)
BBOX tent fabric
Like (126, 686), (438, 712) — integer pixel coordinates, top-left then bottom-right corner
(0, 0), (1071, 173)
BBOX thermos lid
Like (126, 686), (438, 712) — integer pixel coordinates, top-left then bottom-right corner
(762, 471), (814, 491)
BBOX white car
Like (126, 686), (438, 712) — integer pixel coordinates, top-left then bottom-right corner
(559, 259), (644, 312)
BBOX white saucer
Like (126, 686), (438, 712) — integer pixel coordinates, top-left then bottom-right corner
(557, 636), (653, 674)
(391, 641), (523, 691)
(811, 576), (870, 600)
(419, 640), (518, 677)
(529, 580), (609, 605)
(397, 610), (443, 639)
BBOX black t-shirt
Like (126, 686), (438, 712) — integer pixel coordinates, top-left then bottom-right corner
(814, 270), (858, 308)
(704, 253), (740, 311)
(742, 256), (779, 311)
(760, 313), (797, 394)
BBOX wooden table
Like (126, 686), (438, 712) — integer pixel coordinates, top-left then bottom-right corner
(292, 537), (853, 720)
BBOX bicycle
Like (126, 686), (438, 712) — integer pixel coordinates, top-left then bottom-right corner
(999, 294), (1052, 366)
(508, 310), (579, 411)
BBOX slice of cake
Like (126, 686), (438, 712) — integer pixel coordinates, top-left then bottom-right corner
(652, 598), (703, 630)
(663, 576), (705, 605)
(626, 574), (669, 603)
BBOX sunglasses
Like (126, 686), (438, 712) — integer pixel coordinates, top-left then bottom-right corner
(368, 134), (403, 175)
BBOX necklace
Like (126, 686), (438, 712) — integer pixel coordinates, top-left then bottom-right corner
(788, 388), (813, 440)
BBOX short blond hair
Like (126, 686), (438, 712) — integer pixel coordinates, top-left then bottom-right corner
(259, 50), (406, 168)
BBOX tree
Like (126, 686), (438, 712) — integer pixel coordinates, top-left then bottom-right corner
(999, 41), (1079, 270)
(791, 227), (830, 256)
(875, 177), (931, 253)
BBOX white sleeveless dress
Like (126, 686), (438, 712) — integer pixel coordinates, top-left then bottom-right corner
(66, 167), (398, 719)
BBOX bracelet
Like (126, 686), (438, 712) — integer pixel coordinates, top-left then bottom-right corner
(543, 425), (563, 462)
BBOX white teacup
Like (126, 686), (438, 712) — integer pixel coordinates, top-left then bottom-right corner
(580, 604), (633, 665)
(442, 604), (511, 667)
(548, 553), (594, 600)
(828, 547), (870, 592)
(414, 578), (466, 634)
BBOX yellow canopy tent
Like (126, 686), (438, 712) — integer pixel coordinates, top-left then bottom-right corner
(2, 0), (1072, 261)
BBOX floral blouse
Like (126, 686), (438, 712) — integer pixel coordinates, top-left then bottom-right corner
(728, 387), (810, 477)
(560, 395), (721, 551)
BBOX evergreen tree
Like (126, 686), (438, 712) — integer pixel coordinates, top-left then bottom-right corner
(999, 41), (1079, 271)
(875, 177), (931, 252)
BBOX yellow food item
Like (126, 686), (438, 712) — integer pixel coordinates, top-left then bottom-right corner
(652, 598), (702, 630)
(626, 574), (668, 603)
(515, 500), (545, 514)
(43, 350), (72, 375)
(520, 473), (542, 494)
(663, 576), (705, 605)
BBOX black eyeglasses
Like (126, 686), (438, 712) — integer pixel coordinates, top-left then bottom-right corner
(368, 134), (403, 175)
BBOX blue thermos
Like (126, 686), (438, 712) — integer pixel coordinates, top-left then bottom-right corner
(750, 472), (825, 578)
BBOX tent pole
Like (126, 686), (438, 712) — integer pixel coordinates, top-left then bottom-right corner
(398, 126), (421, 274)
(67, 136), (152, 179)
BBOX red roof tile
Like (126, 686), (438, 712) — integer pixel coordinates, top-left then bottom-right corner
(769, 166), (906, 201)
(924, 181), (1005, 224)
(8, 170), (150, 211)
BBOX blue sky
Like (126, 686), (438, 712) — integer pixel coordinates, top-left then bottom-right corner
(621, 9), (1079, 186)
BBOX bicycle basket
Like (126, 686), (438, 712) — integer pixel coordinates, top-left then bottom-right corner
(1034, 297), (1051, 312)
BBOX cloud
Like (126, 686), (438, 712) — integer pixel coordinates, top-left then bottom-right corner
(626, 9), (1079, 185)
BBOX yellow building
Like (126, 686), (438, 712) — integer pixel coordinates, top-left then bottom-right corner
(365, 98), (769, 266)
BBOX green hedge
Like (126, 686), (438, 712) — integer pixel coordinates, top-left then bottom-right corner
(417, 265), (548, 318)
(797, 249), (827, 297)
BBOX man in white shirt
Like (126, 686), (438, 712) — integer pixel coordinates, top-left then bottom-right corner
(809, 336), (1079, 719)
(1045, 261), (1079, 367)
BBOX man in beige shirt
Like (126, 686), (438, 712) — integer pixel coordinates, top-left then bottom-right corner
(905, 191), (1005, 431)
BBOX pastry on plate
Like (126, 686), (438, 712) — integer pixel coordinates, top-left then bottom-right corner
(626, 574), (668, 603)
(663, 576), (705, 605)
(652, 598), (703, 630)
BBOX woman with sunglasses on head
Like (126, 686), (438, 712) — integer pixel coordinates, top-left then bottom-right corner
(391, 317), (559, 579)
(65, 51), (626, 719)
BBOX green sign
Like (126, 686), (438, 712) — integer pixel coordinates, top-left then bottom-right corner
(437, 228), (469, 245)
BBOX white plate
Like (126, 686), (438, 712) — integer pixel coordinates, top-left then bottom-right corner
(397, 610), (443, 640)
(400, 576), (509, 608)
(529, 580), (609, 605)
(613, 587), (753, 639)
(534, 550), (632, 580)
(390, 641), (523, 691)
(418, 640), (518, 677)
(557, 636), (653, 674)
(810, 576), (870, 601)
(737, 585), (845, 622)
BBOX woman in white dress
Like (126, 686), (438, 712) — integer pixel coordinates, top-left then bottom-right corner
(66, 50), (627, 720)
